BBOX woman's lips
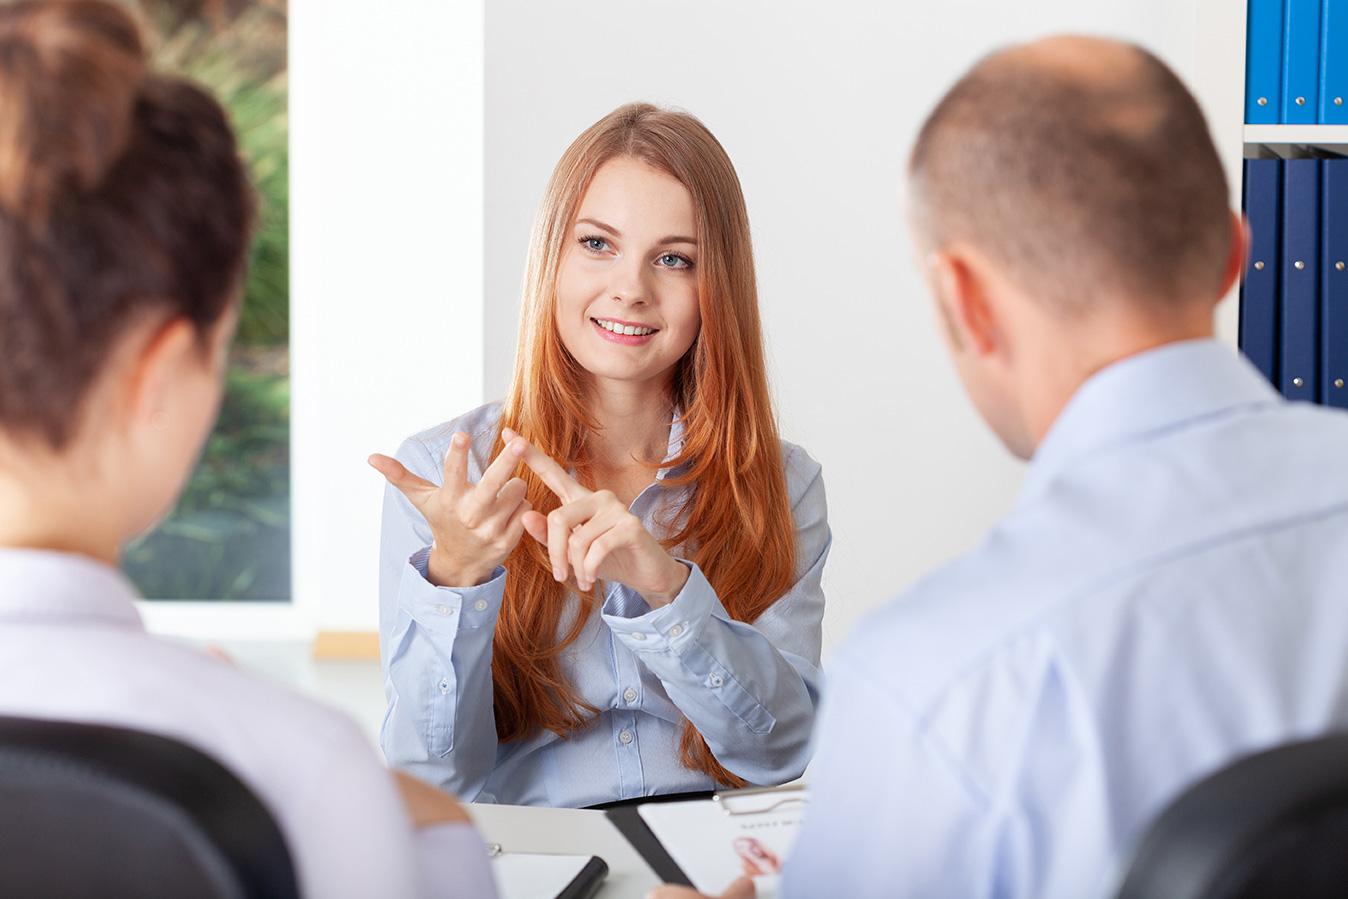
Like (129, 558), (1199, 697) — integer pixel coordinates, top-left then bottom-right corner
(591, 317), (658, 346)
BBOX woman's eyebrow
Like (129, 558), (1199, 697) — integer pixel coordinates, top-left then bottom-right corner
(576, 217), (620, 236)
(575, 218), (696, 247)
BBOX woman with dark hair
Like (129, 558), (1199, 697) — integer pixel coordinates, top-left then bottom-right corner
(0, 3), (494, 896)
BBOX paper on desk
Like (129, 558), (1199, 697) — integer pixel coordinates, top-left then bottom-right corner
(637, 789), (805, 894)
(491, 853), (591, 899)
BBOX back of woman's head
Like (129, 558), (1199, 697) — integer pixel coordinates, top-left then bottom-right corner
(0, 0), (253, 449)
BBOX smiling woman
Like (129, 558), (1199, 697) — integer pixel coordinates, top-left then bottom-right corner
(371, 103), (832, 809)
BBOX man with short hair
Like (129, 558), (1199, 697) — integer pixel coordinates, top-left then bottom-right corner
(654, 35), (1348, 899)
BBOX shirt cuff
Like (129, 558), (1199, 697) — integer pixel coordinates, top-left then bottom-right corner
(414, 822), (498, 899)
(751, 874), (781, 898)
(601, 560), (722, 652)
(401, 547), (506, 632)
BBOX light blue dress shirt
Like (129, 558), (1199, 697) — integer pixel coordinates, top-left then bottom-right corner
(379, 402), (830, 807)
(785, 340), (1348, 899)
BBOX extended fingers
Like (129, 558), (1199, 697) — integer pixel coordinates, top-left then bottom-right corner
(476, 437), (527, 497)
(441, 432), (471, 493)
(368, 454), (438, 508)
(460, 446), (527, 527)
(518, 440), (589, 503)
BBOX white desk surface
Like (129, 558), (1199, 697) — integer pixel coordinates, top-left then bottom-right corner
(468, 802), (663, 899)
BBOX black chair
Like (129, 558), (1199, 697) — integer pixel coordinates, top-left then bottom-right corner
(0, 716), (299, 899)
(1115, 733), (1348, 899)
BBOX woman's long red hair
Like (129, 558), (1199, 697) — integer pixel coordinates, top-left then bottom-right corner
(491, 103), (796, 788)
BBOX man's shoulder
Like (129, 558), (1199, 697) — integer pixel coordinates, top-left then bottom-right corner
(834, 531), (1045, 710)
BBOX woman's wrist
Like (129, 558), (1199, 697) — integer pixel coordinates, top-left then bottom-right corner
(642, 558), (691, 607)
(426, 544), (494, 589)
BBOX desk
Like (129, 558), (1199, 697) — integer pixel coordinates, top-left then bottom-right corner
(468, 802), (662, 898)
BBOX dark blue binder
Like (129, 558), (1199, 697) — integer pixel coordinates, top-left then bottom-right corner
(1241, 159), (1282, 385)
(1323, 160), (1348, 407)
(1321, 0), (1348, 122)
(1248, 0), (1285, 123)
(1284, 0), (1323, 124)
(1282, 158), (1321, 401)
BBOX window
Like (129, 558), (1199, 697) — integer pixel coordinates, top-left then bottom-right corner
(122, 0), (291, 603)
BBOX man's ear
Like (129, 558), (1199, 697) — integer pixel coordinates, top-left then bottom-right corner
(1219, 208), (1249, 303)
(931, 250), (999, 357)
(125, 317), (197, 430)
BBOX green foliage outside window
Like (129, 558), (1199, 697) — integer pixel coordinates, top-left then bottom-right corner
(123, 0), (291, 601)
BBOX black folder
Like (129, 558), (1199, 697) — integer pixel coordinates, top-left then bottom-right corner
(596, 790), (712, 887)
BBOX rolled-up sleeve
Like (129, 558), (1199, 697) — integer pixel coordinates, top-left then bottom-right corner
(378, 435), (504, 800)
(601, 447), (830, 785)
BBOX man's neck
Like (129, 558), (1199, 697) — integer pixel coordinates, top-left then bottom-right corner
(1023, 311), (1217, 453)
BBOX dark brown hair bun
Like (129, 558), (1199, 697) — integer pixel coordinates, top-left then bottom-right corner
(0, 0), (255, 449)
(0, 0), (147, 225)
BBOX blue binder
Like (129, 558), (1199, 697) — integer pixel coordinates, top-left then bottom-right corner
(1282, 158), (1321, 401)
(1284, 0), (1323, 124)
(1241, 159), (1282, 385)
(1321, 0), (1348, 122)
(1323, 160), (1348, 407)
(1248, 0), (1285, 123)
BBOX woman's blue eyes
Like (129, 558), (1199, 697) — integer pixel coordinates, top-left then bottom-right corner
(577, 236), (693, 270)
(658, 253), (692, 270)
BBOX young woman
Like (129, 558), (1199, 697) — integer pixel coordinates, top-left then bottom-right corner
(374, 103), (831, 808)
(0, 3), (492, 896)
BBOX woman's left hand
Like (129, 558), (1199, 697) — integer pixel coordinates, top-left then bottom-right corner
(505, 427), (690, 606)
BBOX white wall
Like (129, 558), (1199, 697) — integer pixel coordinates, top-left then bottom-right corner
(484, 0), (1219, 651)
(290, 0), (484, 632)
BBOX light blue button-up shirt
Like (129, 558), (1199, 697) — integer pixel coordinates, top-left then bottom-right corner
(784, 340), (1348, 899)
(378, 402), (830, 807)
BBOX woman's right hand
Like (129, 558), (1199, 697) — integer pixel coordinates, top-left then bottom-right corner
(369, 432), (532, 587)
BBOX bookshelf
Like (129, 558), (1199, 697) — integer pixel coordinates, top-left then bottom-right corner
(1245, 125), (1348, 156)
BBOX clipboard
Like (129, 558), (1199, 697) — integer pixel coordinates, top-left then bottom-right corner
(601, 791), (709, 885)
(603, 785), (806, 890)
(487, 845), (608, 899)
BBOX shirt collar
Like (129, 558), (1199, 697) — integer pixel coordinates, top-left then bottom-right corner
(0, 547), (145, 630)
(656, 408), (688, 481)
(1019, 339), (1282, 506)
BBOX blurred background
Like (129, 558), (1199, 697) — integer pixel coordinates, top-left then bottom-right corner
(120, 0), (291, 603)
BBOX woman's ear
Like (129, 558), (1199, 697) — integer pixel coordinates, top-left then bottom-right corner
(125, 317), (199, 432)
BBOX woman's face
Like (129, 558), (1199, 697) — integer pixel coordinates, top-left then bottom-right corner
(554, 156), (702, 392)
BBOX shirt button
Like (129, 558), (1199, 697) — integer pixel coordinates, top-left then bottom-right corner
(630, 632), (646, 641)
(436, 604), (450, 615)
(707, 673), (724, 688)
(668, 624), (685, 638)
(623, 688), (638, 703)
(618, 730), (634, 745)
(438, 677), (450, 694)
(473, 599), (488, 612)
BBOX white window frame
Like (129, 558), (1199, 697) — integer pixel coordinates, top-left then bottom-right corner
(140, 0), (486, 643)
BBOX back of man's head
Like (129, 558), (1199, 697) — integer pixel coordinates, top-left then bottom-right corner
(909, 36), (1231, 316)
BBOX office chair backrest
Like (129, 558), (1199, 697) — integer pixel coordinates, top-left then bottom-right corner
(0, 715), (299, 899)
(1115, 733), (1348, 899)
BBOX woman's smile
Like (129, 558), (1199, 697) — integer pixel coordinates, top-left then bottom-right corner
(591, 315), (660, 345)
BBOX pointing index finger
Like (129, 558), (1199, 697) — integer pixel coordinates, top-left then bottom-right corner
(518, 440), (589, 503)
